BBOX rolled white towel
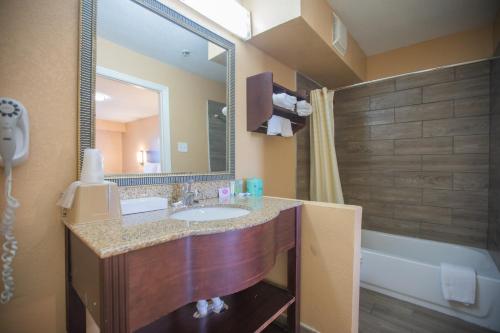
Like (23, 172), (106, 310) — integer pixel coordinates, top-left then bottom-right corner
(284, 93), (297, 105)
(296, 100), (312, 116)
(440, 263), (476, 305)
(272, 93), (296, 111)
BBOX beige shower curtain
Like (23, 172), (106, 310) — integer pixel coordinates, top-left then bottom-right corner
(310, 87), (344, 203)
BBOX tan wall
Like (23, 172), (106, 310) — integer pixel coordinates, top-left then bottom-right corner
(96, 129), (123, 174)
(96, 120), (125, 174)
(300, 0), (366, 80)
(122, 116), (161, 174)
(266, 200), (362, 332)
(0, 0), (78, 332)
(245, 0), (367, 85)
(97, 38), (224, 173)
(367, 24), (494, 81)
(0, 0), (298, 331)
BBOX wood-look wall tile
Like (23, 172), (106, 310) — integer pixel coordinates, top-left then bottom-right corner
(394, 172), (452, 189)
(339, 155), (422, 172)
(395, 137), (452, 155)
(341, 171), (394, 187)
(364, 215), (420, 236)
(348, 199), (394, 218)
(336, 140), (394, 156)
(453, 135), (489, 154)
(370, 88), (422, 110)
(371, 187), (422, 205)
(455, 61), (491, 80)
(452, 208), (488, 231)
(396, 68), (454, 90)
(343, 185), (372, 201)
(419, 222), (486, 248)
(423, 189), (487, 209)
(338, 155), (372, 171)
(335, 126), (371, 142)
(371, 122), (422, 139)
(454, 95), (490, 117)
(422, 154), (489, 172)
(422, 76), (489, 103)
(453, 173), (489, 191)
(369, 155), (422, 171)
(395, 101), (453, 122)
(335, 108), (394, 128)
(423, 116), (489, 137)
(332, 60), (491, 245)
(335, 96), (370, 113)
(394, 204), (452, 224)
(336, 80), (395, 101)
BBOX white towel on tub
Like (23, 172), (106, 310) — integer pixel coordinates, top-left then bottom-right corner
(440, 263), (476, 305)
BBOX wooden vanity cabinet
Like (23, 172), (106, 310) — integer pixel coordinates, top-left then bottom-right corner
(66, 206), (301, 333)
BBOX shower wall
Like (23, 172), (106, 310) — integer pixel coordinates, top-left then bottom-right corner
(489, 56), (500, 267)
(334, 60), (490, 248)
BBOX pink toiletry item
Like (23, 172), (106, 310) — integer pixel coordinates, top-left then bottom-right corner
(218, 187), (230, 200)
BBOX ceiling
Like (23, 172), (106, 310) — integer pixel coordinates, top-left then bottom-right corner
(96, 75), (159, 123)
(328, 0), (500, 56)
(97, 0), (227, 82)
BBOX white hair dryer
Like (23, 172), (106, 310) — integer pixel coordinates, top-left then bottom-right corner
(0, 98), (29, 304)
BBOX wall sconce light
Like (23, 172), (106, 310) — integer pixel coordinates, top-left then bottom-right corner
(136, 150), (145, 166)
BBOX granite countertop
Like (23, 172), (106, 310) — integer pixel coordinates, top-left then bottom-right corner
(63, 196), (302, 258)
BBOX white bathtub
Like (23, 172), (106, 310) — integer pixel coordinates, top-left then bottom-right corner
(360, 229), (500, 331)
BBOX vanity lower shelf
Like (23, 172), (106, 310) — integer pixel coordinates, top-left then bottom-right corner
(136, 282), (295, 333)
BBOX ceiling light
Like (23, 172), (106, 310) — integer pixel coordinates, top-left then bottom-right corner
(95, 92), (111, 102)
(179, 0), (252, 40)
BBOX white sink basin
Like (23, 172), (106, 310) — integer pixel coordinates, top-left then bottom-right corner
(170, 206), (250, 221)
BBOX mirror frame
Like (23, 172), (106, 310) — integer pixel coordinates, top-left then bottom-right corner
(79, 0), (235, 186)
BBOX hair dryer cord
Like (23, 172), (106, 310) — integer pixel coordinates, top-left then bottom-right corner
(1, 167), (19, 304)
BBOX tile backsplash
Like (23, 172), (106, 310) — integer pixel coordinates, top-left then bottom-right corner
(118, 180), (230, 203)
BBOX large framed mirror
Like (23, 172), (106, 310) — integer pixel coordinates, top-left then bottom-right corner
(79, 0), (235, 186)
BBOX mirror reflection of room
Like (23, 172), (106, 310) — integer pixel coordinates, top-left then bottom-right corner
(96, 75), (162, 174)
(95, 0), (228, 175)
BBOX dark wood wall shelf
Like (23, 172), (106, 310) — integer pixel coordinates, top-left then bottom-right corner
(247, 72), (308, 135)
(66, 206), (302, 333)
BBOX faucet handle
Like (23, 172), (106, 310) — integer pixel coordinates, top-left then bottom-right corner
(182, 179), (193, 192)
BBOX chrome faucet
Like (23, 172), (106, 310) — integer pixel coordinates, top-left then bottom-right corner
(181, 179), (196, 206)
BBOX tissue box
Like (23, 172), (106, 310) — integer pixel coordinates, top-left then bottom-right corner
(66, 182), (121, 224)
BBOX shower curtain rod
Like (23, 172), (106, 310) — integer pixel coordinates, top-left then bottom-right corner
(334, 55), (500, 92)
